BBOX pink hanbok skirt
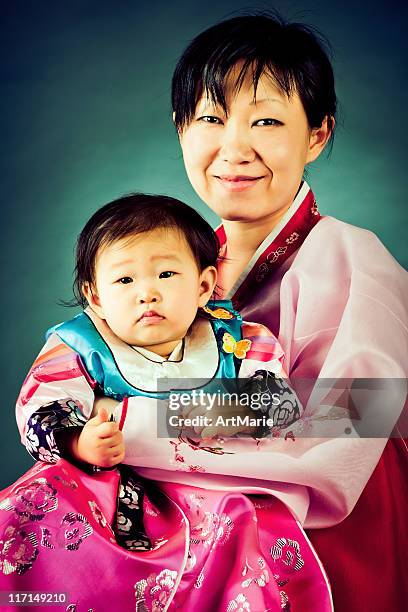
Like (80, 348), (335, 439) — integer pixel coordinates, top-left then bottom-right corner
(0, 459), (332, 611)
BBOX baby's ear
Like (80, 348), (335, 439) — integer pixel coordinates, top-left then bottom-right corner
(198, 266), (218, 307)
(82, 283), (105, 318)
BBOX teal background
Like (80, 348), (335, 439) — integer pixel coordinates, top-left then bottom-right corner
(1, 0), (406, 487)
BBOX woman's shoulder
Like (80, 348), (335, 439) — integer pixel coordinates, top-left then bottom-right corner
(299, 215), (406, 276)
(313, 215), (386, 247)
(287, 216), (407, 323)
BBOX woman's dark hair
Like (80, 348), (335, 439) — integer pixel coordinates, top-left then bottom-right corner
(172, 12), (337, 141)
(72, 193), (219, 308)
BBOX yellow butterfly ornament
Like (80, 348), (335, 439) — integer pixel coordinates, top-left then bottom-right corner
(203, 305), (234, 320)
(222, 333), (252, 359)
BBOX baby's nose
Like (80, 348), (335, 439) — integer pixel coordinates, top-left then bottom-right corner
(138, 293), (157, 304)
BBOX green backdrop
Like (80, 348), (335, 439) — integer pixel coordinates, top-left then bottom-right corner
(1, 0), (406, 487)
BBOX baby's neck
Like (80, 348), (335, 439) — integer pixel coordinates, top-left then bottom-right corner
(136, 338), (184, 360)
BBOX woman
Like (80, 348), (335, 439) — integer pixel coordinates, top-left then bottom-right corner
(172, 13), (408, 612)
(1, 12), (406, 612)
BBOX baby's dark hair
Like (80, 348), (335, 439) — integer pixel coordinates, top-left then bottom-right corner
(73, 193), (220, 308)
(172, 12), (337, 144)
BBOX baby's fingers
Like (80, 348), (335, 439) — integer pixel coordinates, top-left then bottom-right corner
(96, 443), (125, 468)
(96, 421), (120, 438)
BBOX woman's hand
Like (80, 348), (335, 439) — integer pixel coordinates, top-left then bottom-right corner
(74, 406), (125, 467)
(181, 402), (257, 439)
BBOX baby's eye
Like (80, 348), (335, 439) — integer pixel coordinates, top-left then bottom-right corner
(117, 277), (133, 284)
(197, 115), (223, 124)
(159, 271), (176, 279)
(253, 118), (282, 127)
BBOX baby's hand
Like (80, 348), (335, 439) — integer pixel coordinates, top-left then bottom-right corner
(75, 406), (125, 467)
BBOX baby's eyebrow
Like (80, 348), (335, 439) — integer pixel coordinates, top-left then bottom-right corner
(149, 254), (182, 263)
(109, 259), (134, 270)
(109, 254), (182, 269)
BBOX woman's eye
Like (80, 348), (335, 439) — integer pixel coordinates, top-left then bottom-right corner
(159, 271), (176, 279)
(117, 277), (133, 284)
(197, 115), (223, 124)
(253, 118), (282, 127)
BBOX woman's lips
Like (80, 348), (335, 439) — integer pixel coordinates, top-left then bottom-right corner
(138, 311), (164, 325)
(215, 175), (264, 191)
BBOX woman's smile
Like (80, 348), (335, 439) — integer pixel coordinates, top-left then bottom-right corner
(215, 174), (265, 191)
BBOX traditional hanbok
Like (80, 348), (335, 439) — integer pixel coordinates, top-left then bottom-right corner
(1, 303), (335, 611)
(1, 180), (406, 611)
(216, 180), (408, 610)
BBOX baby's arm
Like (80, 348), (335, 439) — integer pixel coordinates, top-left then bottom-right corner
(16, 333), (124, 467)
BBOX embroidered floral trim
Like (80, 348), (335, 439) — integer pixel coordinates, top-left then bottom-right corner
(115, 466), (151, 551)
(0, 479), (58, 521)
(270, 538), (304, 573)
(194, 569), (204, 589)
(134, 569), (178, 611)
(241, 556), (269, 588)
(62, 512), (93, 551)
(227, 593), (251, 611)
(280, 590), (291, 610)
(256, 246), (289, 281)
(185, 493), (234, 549)
(242, 371), (301, 437)
(25, 399), (87, 462)
(53, 474), (79, 490)
(310, 199), (319, 216)
(226, 188), (321, 308)
(119, 480), (141, 511)
(267, 246), (288, 264)
(40, 526), (54, 549)
(273, 573), (289, 587)
(169, 435), (233, 471)
(0, 521), (39, 575)
(285, 232), (299, 244)
(88, 501), (108, 529)
(255, 262), (269, 282)
(124, 538), (152, 552)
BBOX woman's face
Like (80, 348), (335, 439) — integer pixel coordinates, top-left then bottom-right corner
(179, 68), (330, 225)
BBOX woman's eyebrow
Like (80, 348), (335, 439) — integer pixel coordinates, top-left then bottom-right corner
(251, 97), (285, 106)
(196, 102), (218, 112)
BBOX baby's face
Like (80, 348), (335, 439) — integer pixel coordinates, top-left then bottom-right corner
(86, 227), (216, 357)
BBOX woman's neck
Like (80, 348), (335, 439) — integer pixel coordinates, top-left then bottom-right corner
(222, 206), (290, 259)
(217, 205), (292, 297)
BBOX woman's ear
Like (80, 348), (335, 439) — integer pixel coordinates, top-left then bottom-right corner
(173, 111), (183, 142)
(306, 115), (334, 163)
(82, 283), (105, 318)
(198, 266), (218, 307)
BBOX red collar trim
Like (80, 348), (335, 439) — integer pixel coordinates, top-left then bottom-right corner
(216, 187), (320, 309)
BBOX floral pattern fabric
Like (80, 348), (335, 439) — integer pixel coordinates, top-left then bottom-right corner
(0, 459), (332, 611)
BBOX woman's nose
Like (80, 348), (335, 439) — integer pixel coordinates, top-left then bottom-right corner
(219, 122), (255, 164)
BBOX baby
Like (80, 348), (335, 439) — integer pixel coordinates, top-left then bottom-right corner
(17, 193), (300, 470)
